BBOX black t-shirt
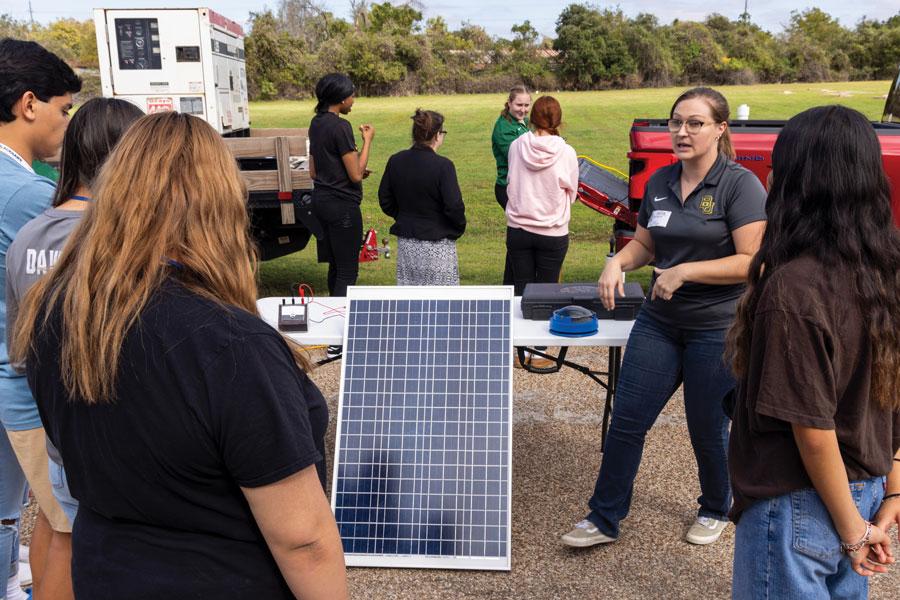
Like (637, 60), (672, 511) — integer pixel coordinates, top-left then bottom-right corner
(309, 111), (362, 204)
(27, 279), (328, 599)
(728, 256), (900, 521)
(637, 154), (767, 330)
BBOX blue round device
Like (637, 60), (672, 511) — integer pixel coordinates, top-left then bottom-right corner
(549, 305), (599, 337)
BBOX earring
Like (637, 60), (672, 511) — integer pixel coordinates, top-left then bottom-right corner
(715, 136), (720, 141)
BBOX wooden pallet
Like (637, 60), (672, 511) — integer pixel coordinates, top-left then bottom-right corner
(223, 128), (311, 193)
(46, 127), (312, 194)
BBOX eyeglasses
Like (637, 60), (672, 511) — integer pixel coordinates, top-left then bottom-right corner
(439, 130), (448, 135)
(667, 119), (712, 134)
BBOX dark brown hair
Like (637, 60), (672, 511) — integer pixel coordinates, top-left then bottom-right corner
(530, 96), (562, 136)
(500, 84), (530, 120)
(53, 97), (144, 207)
(0, 38), (81, 123)
(670, 87), (735, 160)
(727, 105), (900, 410)
(411, 108), (443, 145)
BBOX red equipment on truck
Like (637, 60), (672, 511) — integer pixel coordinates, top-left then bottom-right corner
(580, 73), (900, 253)
(576, 156), (636, 230)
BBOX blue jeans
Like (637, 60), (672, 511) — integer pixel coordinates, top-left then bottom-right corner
(49, 458), (79, 525)
(587, 311), (734, 537)
(1, 431), (28, 585)
(733, 477), (884, 599)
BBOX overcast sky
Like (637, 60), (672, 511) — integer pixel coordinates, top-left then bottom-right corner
(3, 1), (897, 38)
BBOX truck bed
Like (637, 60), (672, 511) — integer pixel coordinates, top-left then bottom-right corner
(629, 119), (900, 229)
(224, 129), (313, 260)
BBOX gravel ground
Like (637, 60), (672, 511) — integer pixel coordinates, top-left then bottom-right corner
(19, 345), (900, 598)
(307, 346), (900, 600)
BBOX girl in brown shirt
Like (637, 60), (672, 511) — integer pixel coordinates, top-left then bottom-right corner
(727, 105), (900, 598)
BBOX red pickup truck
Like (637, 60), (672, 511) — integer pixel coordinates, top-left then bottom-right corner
(584, 75), (900, 252)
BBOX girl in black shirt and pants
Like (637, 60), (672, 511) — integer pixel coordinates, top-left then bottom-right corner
(308, 73), (374, 298)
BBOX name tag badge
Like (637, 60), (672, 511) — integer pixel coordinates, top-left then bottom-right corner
(647, 210), (672, 228)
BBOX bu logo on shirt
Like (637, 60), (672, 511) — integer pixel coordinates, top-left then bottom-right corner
(700, 195), (715, 215)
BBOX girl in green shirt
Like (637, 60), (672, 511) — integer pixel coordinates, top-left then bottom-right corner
(491, 85), (531, 287)
(491, 85), (531, 209)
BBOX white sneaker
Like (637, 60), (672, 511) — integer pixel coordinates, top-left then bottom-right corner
(6, 574), (29, 600)
(685, 516), (729, 545)
(561, 519), (617, 548)
(17, 561), (31, 587)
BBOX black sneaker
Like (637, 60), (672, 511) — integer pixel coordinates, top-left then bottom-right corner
(326, 345), (343, 359)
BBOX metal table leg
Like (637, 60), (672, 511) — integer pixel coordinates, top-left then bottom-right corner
(519, 344), (624, 453)
(601, 346), (622, 452)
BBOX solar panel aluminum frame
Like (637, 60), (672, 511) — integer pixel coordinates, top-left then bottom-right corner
(331, 285), (514, 571)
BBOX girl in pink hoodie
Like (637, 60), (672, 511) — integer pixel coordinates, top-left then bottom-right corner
(505, 95), (579, 296)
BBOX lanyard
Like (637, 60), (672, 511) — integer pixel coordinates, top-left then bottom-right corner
(70, 195), (92, 202)
(0, 142), (34, 173)
(164, 257), (185, 270)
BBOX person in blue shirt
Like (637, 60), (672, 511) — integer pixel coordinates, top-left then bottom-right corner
(0, 38), (81, 600)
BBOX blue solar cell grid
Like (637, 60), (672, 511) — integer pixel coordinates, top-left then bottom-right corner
(333, 297), (512, 569)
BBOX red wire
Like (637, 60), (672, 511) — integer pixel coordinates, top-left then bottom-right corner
(310, 299), (345, 316)
(294, 283), (316, 304)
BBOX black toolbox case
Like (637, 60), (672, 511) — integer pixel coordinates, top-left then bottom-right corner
(521, 282), (645, 321)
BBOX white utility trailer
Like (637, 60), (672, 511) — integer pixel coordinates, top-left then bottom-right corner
(93, 7), (250, 135)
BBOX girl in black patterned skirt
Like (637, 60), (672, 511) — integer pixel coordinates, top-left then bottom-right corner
(378, 109), (466, 285)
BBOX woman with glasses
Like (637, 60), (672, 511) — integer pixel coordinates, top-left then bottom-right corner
(379, 109), (465, 285)
(562, 87), (767, 548)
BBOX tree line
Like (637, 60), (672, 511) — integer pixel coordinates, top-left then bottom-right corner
(2, 3), (898, 100)
(239, 2), (900, 98)
(0, 15), (96, 68)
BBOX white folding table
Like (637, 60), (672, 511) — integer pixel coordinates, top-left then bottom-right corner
(257, 295), (635, 446)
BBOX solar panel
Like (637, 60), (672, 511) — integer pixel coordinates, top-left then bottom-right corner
(331, 286), (513, 570)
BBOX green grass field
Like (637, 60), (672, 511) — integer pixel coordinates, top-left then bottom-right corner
(254, 80), (891, 297)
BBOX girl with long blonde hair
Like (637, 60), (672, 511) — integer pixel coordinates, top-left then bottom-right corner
(12, 112), (347, 600)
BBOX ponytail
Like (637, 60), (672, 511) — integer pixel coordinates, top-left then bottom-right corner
(718, 127), (735, 160)
(530, 96), (562, 136)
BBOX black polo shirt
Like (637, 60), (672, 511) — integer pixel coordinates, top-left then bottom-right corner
(637, 153), (767, 330)
(309, 111), (362, 204)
